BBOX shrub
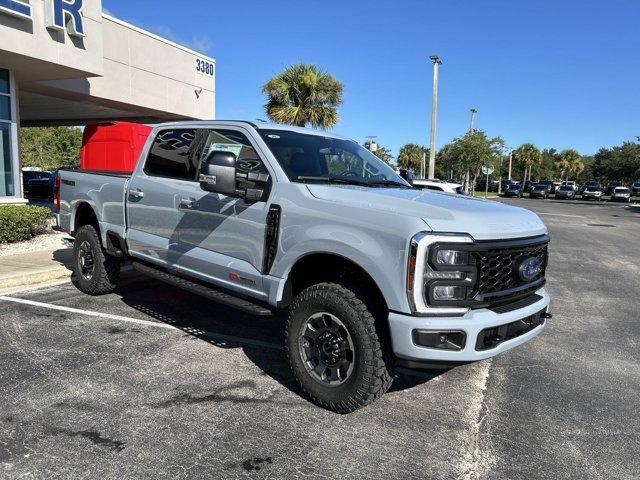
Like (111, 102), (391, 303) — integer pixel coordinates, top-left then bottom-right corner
(0, 205), (51, 244)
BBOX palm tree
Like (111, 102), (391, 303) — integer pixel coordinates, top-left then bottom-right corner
(513, 143), (541, 182)
(261, 63), (343, 129)
(397, 143), (427, 174)
(557, 149), (581, 180)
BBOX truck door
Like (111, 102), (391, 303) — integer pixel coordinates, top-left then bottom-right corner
(171, 127), (273, 298)
(126, 128), (204, 266)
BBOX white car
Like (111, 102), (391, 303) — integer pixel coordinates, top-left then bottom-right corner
(610, 187), (631, 203)
(413, 179), (466, 195)
(561, 181), (578, 191)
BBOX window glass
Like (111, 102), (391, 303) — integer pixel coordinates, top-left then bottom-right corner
(0, 96), (10, 121)
(0, 124), (14, 196)
(259, 129), (405, 185)
(144, 129), (200, 180)
(199, 129), (270, 194)
(0, 69), (8, 95)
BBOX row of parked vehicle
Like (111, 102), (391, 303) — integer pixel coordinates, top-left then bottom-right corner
(496, 179), (639, 203)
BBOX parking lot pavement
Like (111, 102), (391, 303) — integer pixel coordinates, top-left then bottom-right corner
(1, 200), (639, 480)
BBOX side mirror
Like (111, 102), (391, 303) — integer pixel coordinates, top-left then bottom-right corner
(399, 169), (414, 186)
(199, 151), (237, 195)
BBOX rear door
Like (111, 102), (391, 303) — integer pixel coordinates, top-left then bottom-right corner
(126, 128), (205, 265)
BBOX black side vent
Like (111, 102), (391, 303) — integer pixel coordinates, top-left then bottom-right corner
(262, 204), (281, 275)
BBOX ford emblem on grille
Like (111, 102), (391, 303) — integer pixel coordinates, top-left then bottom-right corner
(518, 257), (542, 282)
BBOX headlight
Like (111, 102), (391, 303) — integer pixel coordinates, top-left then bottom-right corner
(407, 233), (475, 315)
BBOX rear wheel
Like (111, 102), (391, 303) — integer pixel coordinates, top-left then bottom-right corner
(72, 225), (120, 295)
(285, 282), (393, 413)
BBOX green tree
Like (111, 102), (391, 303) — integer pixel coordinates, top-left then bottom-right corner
(397, 143), (427, 173)
(593, 141), (640, 182)
(20, 127), (83, 171)
(261, 63), (343, 129)
(513, 143), (542, 182)
(438, 131), (505, 191)
(556, 149), (581, 181)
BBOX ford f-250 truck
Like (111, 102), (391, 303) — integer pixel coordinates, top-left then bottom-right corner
(58, 121), (551, 413)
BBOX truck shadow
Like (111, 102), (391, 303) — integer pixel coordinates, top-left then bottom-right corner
(112, 275), (447, 401)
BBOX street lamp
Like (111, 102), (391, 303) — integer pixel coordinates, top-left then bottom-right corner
(469, 108), (477, 133)
(427, 55), (442, 180)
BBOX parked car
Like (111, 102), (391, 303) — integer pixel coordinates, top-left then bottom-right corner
(605, 181), (625, 196)
(27, 171), (56, 198)
(522, 180), (534, 193)
(581, 186), (603, 201)
(503, 183), (524, 198)
(475, 179), (498, 192)
(555, 186), (577, 200)
(630, 182), (640, 197)
(581, 181), (601, 194)
(561, 181), (578, 191)
(22, 169), (49, 198)
(499, 180), (516, 193)
(413, 179), (466, 195)
(552, 181), (562, 194)
(610, 187), (631, 203)
(57, 120), (552, 413)
(530, 185), (549, 199)
(536, 180), (554, 193)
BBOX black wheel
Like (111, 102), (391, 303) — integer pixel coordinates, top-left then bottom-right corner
(72, 225), (120, 295)
(285, 282), (393, 413)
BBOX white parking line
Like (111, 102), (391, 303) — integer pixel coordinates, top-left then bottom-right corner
(0, 296), (282, 350)
(537, 213), (585, 218)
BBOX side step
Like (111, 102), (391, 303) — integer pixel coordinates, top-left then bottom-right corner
(132, 262), (273, 316)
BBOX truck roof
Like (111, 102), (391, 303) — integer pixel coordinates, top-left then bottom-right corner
(151, 120), (353, 141)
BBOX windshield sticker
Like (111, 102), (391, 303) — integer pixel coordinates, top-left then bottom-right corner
(208, 143), (243, 158)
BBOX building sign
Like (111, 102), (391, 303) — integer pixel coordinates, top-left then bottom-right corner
(0, 0), (86, 37)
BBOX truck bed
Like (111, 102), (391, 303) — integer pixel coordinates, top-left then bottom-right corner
(58, 169), (130, 241)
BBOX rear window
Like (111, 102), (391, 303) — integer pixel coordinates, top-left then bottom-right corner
(144, 129), (200, 180)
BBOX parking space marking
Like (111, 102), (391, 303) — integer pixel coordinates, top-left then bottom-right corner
(537, 213), (585, 218)
(0, 295), (283, 350)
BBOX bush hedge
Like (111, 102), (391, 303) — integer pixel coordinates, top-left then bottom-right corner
(0, 205), (51, 244)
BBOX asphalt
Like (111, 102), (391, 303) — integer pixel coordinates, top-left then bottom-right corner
(1, 198), (639, 479)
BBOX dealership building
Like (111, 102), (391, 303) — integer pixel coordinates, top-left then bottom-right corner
(0, 0), (216, 203)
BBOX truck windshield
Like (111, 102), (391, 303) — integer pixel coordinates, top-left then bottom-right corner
(258, 129), (409, 188)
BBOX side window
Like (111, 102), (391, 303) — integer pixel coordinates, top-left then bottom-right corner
(145, 129), (204, 180)
(199, 129), (271, 194)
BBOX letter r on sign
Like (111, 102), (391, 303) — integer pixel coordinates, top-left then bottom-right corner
(45, 0), (86, 37)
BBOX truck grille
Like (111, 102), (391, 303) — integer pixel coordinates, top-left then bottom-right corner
(476, 243), (548, 295)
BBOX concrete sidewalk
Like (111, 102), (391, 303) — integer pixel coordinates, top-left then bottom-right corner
(0, 247), (73, 292)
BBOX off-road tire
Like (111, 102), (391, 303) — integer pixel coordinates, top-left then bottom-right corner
(285, 282), (394, 413)
(72, 225), (120, 295)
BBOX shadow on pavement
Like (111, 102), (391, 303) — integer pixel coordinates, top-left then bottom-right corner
(110, 276), (446, 405)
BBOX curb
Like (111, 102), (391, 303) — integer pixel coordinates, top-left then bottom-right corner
(0, 266), (72, 291)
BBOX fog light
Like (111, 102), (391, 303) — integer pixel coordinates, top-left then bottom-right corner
(424, 271), (465, 280)
(436, 250), (468, 266)
(432, 285), (465, 300)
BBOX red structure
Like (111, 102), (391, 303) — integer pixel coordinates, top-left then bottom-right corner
(81, 122), (152, 173)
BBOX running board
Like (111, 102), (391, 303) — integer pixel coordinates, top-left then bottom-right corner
(132, 262), (273, 316)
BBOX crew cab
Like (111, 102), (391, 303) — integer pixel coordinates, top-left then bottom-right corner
(57, 121), (552, 413)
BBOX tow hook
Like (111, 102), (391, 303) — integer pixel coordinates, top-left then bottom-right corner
(541, 312), (553, 320)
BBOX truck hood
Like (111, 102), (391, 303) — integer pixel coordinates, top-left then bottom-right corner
(306, 185), (547, 240)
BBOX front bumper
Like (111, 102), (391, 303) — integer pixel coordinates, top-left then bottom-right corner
(389, 288), (550, 362)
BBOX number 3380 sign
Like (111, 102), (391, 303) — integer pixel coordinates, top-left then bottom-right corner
(196, 59), (215, 77)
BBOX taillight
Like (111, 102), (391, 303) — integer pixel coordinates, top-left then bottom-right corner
(54, 176), (61, 213)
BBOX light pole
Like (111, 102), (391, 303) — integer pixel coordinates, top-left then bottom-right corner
(508, 148), (514, 181)
(469, 108), (477, 133)
(428, 55), (442, 180)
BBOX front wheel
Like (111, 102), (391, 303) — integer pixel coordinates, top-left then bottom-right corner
(72, 225), (120, 295)
(285, 282), (393, 413)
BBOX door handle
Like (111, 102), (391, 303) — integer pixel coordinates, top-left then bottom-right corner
(129, 188), (144, 199)
(179, 197), (198, 209)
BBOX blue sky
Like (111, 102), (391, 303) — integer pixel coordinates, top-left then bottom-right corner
(103, 0), (639, 157)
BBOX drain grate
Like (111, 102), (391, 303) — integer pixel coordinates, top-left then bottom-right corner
(587, 224), (616, 228)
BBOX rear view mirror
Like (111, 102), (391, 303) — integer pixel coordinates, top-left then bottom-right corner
(399, 169), (414, 186)
(199, 151), (237, 195)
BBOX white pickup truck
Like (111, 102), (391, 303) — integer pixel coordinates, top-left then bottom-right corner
(57, 121), (552, 413)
